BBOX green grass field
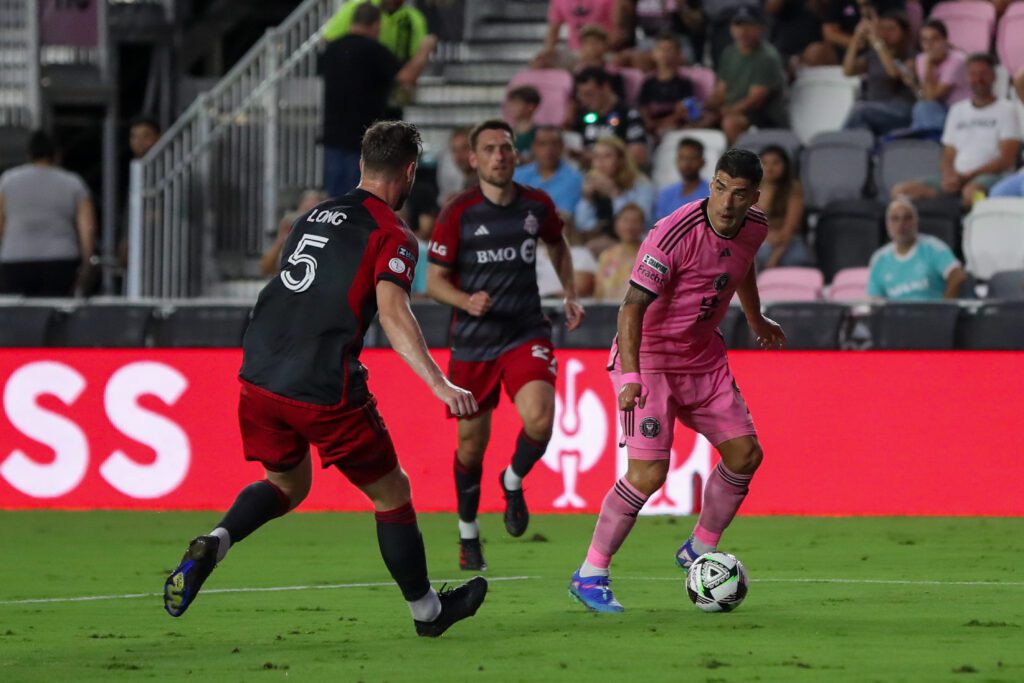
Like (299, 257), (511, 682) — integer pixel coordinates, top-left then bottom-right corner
(1, 512), (1022, 682)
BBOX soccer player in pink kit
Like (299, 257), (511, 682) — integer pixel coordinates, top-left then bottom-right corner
(569, 149), (786, 612)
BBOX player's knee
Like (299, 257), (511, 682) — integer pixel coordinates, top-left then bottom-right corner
(626, 465), (668, 496)
(523, 409), (554, 443)
(733, 443), (763, 475)
(276, 477), (311, 510)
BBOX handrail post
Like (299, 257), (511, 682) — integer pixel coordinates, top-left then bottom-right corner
(262, 28), (281, 246)
(127, 160), (144, 298)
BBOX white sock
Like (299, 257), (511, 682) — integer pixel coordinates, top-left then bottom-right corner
(408, 588), (442, 622)
(578, 561), (609, 578)
(458, 520), (479, 540)
(503, 467), (523, 491)
(209, 527), (231, 562)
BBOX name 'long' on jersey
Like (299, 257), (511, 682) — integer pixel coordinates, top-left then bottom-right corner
(428, 184), (564, 361)
(240, 189), (418, 407)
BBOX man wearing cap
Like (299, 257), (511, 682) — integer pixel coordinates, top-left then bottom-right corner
(704, 6), (788, 144)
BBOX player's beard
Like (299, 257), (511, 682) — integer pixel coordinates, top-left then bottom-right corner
(478, 168), (514, 189)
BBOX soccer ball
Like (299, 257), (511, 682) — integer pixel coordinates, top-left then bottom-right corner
(686, 551), (749, 612)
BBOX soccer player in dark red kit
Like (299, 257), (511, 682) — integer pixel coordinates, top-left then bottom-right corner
(426, 119), (585, 571)
(163, 121), (487, 638)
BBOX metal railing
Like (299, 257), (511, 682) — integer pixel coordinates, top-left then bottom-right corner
(127, 0), (337, 298)
(0, 0), (41, 128)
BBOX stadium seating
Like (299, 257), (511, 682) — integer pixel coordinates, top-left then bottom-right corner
(869, 302), (961, 350)
(962, 198), (1024, 280)
(986, 270), (1024, 300)
(788, 77), (859, 144)
(763, 302), (847, 350)
(930, 1), (996, 55)
(679, 66), (715, 103)
(558, 303), (618, 349)
(410, 302), (453, 348)
(0, 305), (60, 347)
(734, 128), (802, 161)
(718, 305), (749, 349)
(875, 139), (943, 199)
(827, 267), (871, 301)
(653, 128), (726, 187)
(506, 69), (573, 126)
(801, 131), (872, 210)
(756, 267), (824, 302)
(913, 197), (962, 252)
(156, 304), (253, 347)
(0, 126), (32, 173)
(62, 304), (156, 347)
(815, 200), (886, 282)
(996, 3), (1024, 76)
(956, 301), (1024, 349)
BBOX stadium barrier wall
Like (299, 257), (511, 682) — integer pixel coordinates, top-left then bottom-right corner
(0, 349), (1020, 516)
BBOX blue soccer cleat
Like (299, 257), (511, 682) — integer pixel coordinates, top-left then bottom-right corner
(163, 536), (219, 617)
(568, 569), (624, 613)
(675, 537), (705, 573)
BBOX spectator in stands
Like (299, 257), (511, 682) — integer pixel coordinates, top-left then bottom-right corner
(705, 7), (788, 144)
(323, 0), (428, 64)
(544, 0), (621, 54)
(638, 34), (697, 139)
(320, 4), (435, 198)
(810, 0), (903, 65)
(505, 85), (541, 161)
(0, 132), (96, 297)
(260, 190), (327, 276)
(867, 197), (966, 300)
(910, 19), (968, 131)
(767, 0), (827, 70)
(128, 116), (161, 160)
(514, 126), (584, 215)
(537, 216), (597, 298)
(891, 54), (1022, 205)
(594, 203), (645, 301)
(617, 0), (705, 66)
(570, 25), (626, 100)
(569, 67), (649, 168)
(755, 145), (811, 269)
(841, 10), (916, 136)
(437, 127), (476, 203)
(575, 136), (655, 240)
(654, 136), (709, 219)
(703, 0), (763, 66)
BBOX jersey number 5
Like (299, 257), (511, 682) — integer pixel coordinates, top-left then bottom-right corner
(281, 234), (330, 293)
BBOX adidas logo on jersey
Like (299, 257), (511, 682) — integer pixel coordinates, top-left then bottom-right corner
(475, 225), (490, 236)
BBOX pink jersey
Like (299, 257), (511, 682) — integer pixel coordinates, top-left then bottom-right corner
(609, 198), (768, 374)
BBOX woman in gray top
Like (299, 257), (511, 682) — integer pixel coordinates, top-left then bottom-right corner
(841, 9), (916, 137)
(0, 131), (96, 296)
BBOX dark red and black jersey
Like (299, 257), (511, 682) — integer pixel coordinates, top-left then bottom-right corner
(428, 183), (563, 361)
(240, 189), (418, 407)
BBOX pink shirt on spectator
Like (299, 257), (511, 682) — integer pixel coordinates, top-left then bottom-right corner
(608, 199), (768, 374)
(915, 49), (970, 105)
(548, 0), (617, 50)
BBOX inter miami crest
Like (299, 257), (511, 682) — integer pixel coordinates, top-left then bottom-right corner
(713, 272), (730, 292)
(523, 211), (539, 236)
(640, 417), (661, 439)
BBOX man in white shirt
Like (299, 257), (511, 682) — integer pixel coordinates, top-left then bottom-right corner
(891, 53), (1021, 206)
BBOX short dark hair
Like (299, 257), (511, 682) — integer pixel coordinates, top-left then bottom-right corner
(352, 2), (382, 27)
(469, 119), (514, 150)
(575, 66), (611, 88)
(28, 130), (56, 161)
(129, 115), (160, 134)
(966, 52), (996, 69)
(879, 10), (910, 35)
(360, 120), (421, 176)
(921, 18), (948, 39)
(678, 137), (705, 155)
(507, 85), (541, 107)
(714, 148), (763, 186)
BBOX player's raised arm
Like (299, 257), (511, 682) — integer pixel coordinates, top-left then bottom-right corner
(735, 263), (786, 349)
(377, 280), (478, 417)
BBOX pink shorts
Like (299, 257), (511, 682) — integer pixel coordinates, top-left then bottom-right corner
(610, 364), (756, 460)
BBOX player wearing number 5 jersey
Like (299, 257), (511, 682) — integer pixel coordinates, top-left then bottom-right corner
(569, 149), (787, 612)
(163, 121), (487, 637)
(427, 119), (586, 571)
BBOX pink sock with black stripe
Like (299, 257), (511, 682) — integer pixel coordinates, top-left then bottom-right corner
(583, 478), (649, 573)
(693, 462), (753, 547)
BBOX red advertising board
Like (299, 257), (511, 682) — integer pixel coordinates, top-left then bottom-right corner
(0, 349), (1020, 515)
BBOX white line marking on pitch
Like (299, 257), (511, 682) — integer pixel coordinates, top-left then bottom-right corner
(626, 577), (1024, 587)
(0, 575), (535, 607)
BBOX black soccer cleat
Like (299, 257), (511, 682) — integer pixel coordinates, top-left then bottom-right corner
(415, 576), (488, 638)
(498, 469), (529, 538)
(163, 535), (219, 617)
(459, 537), (487, 571)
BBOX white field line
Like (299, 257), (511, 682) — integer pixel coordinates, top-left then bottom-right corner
(4, 574), (1024, 607)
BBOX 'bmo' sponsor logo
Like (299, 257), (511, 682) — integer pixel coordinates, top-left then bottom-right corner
(307, 209), (347, 226)
(642, 254), (668, 274)
(476, 240), (537, 264)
